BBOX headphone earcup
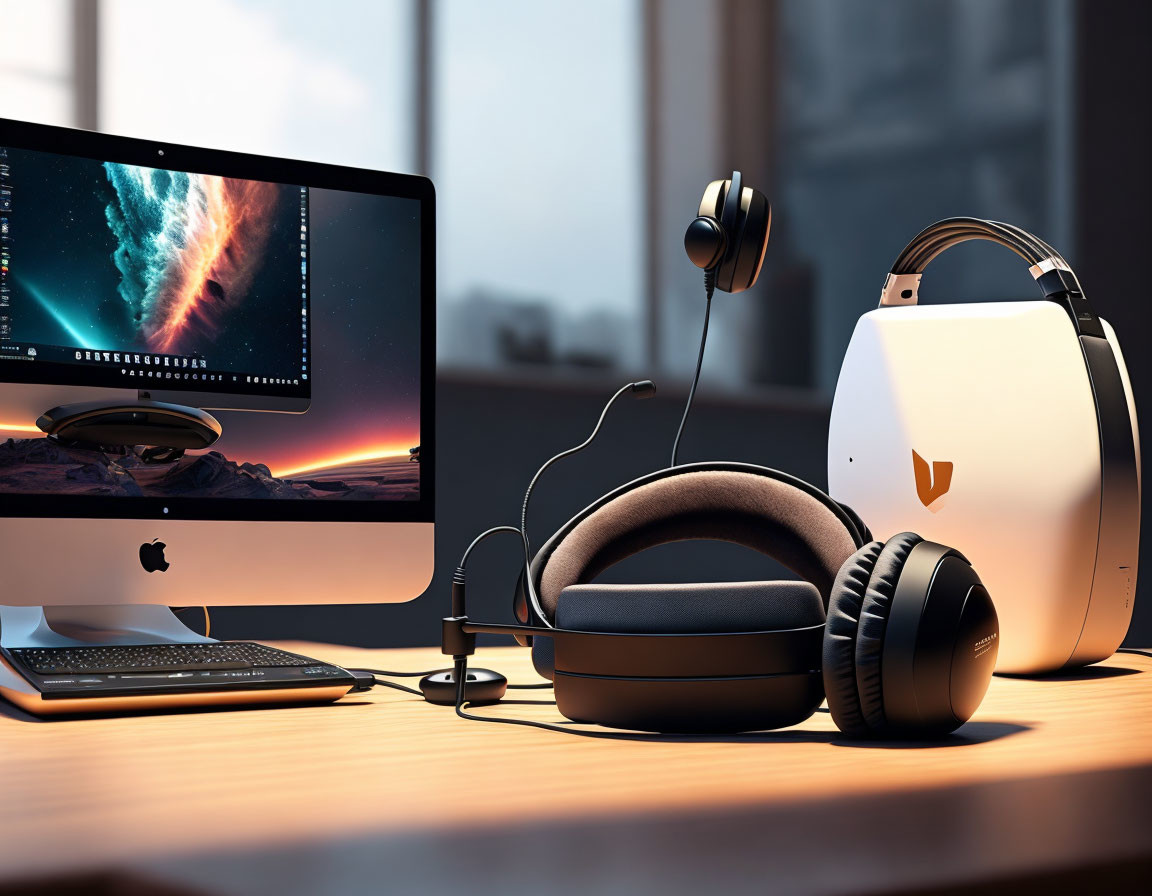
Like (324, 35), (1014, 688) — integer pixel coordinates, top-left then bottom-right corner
(852, 532), (922, 732)
(822, 540), (884, 737)
(716, 185), (771, 294)
(824, 534), (999, 739)
(824, 532), (922, 737)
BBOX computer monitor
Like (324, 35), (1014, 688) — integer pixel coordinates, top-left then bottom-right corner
(0, 118), (433, 644)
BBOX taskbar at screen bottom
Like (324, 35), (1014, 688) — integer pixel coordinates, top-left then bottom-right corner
(0, 343), (309, 403)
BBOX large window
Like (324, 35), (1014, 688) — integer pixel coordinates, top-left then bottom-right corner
(433, 0), (644, 372)
(2, 0), (1075, 397)
(772, 0), (1074, 390)
(99, 0), (414, 173)
(0, 0), (82, 126)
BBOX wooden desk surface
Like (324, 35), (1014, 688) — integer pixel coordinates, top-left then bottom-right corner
(1, 643), (1150, 896)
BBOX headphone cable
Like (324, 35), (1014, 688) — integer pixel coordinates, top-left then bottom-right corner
(363, 676), (424, 696)
(521, 386), (636, 559)
(452, 656), (662, 740)
(671, 269), (716, 467)
(347, 525), (552, 691)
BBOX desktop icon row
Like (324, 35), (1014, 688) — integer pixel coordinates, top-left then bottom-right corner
(77, 350), (205, 368)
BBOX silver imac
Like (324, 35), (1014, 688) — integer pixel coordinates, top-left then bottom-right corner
(0, 118), (434, 666)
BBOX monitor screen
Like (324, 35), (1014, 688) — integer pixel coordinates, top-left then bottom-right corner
(0, 146), (310, 402)
(0, 119), (432, 523)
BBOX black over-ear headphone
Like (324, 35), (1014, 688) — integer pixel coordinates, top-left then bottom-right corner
(440, 457), (998, 738)
(426, 178), (999, 741)
(501, 463), (998, 737)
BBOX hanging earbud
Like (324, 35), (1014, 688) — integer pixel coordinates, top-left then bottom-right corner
(682, 171), (771, 294)
(683, 216), (727, 271)
(673, 173), (772, 466)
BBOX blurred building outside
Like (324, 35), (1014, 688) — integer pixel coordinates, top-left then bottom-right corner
(0, 0), (1074, 400)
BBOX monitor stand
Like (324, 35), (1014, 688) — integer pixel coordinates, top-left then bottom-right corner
(0, 604), (213, 648)
(35, 396), (222, 457)
(0, 604), (213, 702)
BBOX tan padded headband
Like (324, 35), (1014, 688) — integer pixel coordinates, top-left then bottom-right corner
(537, 470), (859, 620)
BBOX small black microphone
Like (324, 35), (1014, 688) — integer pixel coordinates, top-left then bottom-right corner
(630, 380), (657, 397)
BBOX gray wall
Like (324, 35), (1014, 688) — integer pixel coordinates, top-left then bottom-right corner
(209, 375), (832, 647)
(210, 370), (1151, 650)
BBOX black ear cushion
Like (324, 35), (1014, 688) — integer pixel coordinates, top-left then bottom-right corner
(532, 580), (827, 683)
(728, 189), (771, 293)
(555, 581), (826, 634)
(822, 540), (883, 737)
(716, 186), (772, 294)
(853, 532), (922, 732)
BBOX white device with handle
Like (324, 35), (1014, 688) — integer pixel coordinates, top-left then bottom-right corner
(828, 219), (1140, 674)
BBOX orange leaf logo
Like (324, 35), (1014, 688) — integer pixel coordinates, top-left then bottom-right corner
(912, 450), (953, 509)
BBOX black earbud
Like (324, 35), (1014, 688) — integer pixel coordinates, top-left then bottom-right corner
(683, 171), (772, 294)
(683, 216), (727, 271)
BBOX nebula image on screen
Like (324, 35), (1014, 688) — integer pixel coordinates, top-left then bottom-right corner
(104, 164), (283, 355)
(0, 142), (423, 507)
(0, 146), (307, 381)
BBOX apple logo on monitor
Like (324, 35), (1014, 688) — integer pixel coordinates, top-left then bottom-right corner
(139, 538), (170, 573)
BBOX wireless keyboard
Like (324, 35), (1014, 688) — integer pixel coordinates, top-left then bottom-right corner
(0, 641), (355, 711)
(9, 642), (319, 674)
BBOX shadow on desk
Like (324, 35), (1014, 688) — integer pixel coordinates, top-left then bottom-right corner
(384, 699), (1034, 747)
(0, 689), (1031, 748)
(998, 664), (1142, 682)
(896, 856), (1152, 895)
(0, 870), (210, 896)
